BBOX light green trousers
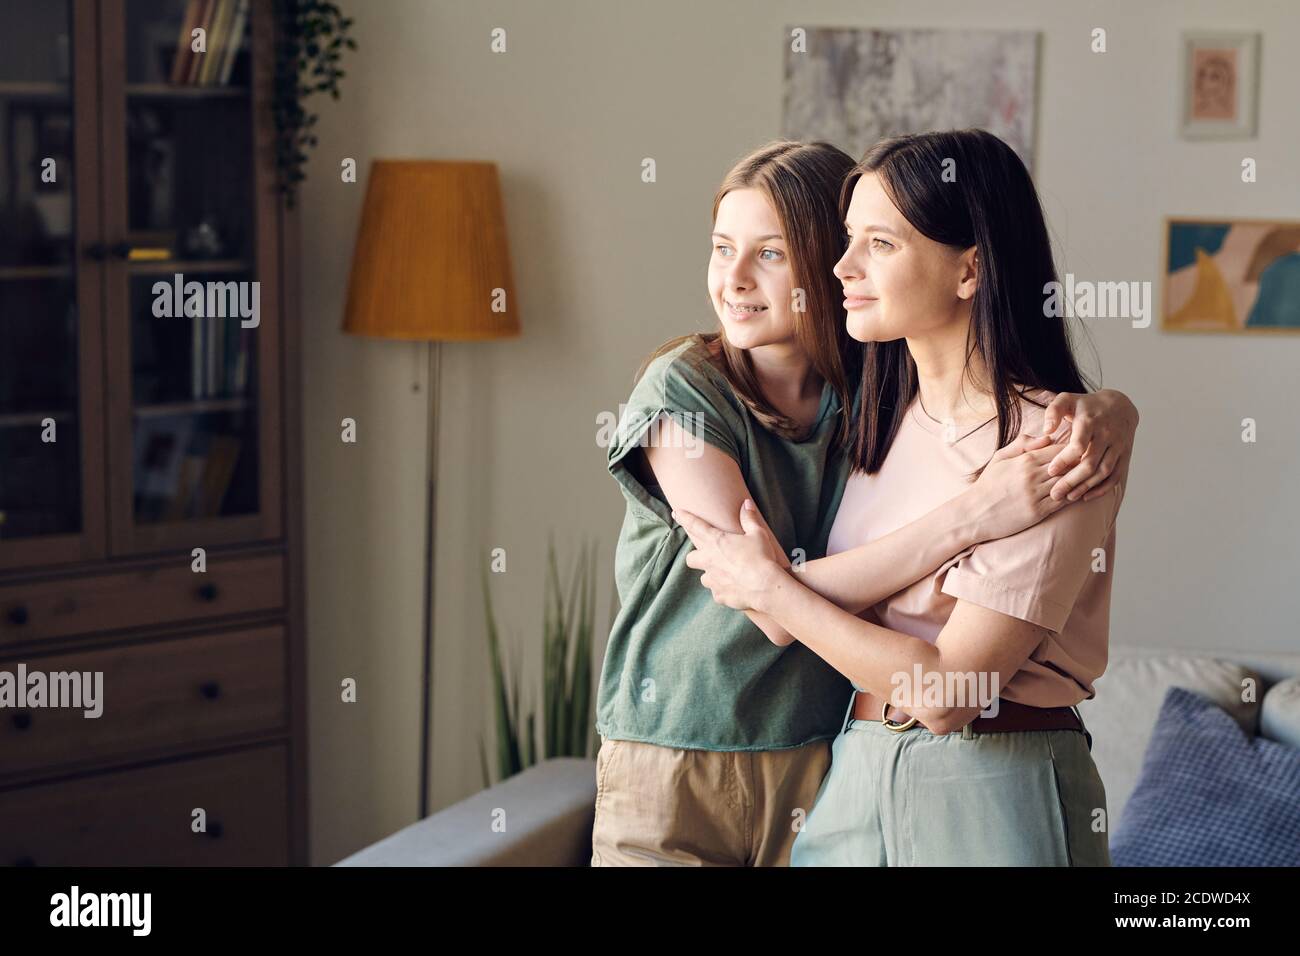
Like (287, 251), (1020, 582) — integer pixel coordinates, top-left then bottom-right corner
(790, 703), (1111, 867)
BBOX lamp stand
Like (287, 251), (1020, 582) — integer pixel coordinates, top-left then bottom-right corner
(418, 339), (443, 820)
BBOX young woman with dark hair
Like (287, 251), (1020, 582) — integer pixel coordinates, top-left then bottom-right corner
(674, 129), (1130, 865)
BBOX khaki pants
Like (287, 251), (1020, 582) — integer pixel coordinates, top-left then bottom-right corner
(590, 735), (832, 866)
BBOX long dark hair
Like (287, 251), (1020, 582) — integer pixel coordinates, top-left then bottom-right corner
(638, 140), (862, 449)
(845, 129), (1096, 475)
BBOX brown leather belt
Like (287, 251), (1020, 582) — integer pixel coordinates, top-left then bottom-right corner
(851, 689), (1084, 735)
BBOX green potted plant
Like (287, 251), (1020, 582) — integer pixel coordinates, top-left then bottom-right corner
(272, 0), (356, 206)
(479, 537), (615, 787)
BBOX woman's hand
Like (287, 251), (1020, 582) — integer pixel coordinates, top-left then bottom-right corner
(673, 499), (788, 620)
(731, 496), (792, 571)
(967, 433), (1073, 543)
(1040, 389), (1138, 502)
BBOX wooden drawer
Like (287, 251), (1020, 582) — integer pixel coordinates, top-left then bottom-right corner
(0, 552), (284, 646)
(0, 625), (286, 778)
(0, 745), (289, 866)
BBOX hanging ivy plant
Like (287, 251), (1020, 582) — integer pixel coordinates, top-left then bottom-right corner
(272, 0), (356, 208)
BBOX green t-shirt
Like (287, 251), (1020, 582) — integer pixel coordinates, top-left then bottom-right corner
(596, 338), (857, 751)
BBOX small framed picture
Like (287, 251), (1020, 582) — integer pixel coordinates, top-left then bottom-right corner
(1180, 31), (1259, 139)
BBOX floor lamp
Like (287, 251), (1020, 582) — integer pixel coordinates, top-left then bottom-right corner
(341, 160), (519, 819)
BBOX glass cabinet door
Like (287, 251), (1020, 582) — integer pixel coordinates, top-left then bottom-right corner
(0, 0), (105, 569)
(101, 0), (281, 554)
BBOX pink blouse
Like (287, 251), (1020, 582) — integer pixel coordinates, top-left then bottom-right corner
(827, 389), (1125, 707)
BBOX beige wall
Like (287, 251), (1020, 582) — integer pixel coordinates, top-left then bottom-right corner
(300, 0), (1300, 864)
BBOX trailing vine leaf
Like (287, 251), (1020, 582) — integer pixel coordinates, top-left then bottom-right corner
(272, 0), (356, 207)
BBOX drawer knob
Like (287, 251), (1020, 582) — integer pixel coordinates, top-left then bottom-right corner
(7, 605), (29, 626)
(12, 710), (32, 731)
(196, 583), (219, 602)
(199, 681), (222, 700)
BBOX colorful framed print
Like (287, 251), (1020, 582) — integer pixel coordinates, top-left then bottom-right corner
(1163, 217), (1300, 333)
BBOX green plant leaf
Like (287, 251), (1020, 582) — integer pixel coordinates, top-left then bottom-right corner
(482, 537), (604, 777)
(271, 0), (356, 205)
(571, 543), (596, 755)
(481, 560), (520, 782)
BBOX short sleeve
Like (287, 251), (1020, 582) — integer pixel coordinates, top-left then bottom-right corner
(941, 487), (1122, 633)
(605, 349), (745, 526)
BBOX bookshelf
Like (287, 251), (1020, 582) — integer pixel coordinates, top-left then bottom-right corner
(0, 0), (306, 865)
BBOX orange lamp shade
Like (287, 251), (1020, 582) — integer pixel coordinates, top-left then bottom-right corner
(342, 160), (520, 341)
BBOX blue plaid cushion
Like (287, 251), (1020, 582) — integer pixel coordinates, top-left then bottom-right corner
(1112, 686), (1300, 866)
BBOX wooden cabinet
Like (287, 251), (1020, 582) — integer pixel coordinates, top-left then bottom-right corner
(0, 745), (291, 866)
(0, 551), (284, 643)
(0, 0), (305, 864)
(1, 624), (287, 778)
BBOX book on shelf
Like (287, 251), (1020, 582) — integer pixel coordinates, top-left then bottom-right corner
(232, 324), (250, 394)
(191, 314), (253, 400)
(206, 309), (218, 398)
(167, 0), (202, 85)
(187, 0), (211, 84)
(169, 0), (249, 88)
(219, 0), (251, 86)
(153, 435), (240, 521)
(163, 454), (206, 521)
(191, 313), (203, 400)
(197, 435), (242, 516)
(199, 0), (234, 87)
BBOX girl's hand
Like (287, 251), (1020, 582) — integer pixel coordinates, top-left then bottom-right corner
(968, 433), (1072, 542)
(673, 500), (787, 616)
(1040, 389), (1138, 501)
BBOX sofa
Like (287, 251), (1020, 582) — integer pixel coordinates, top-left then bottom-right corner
(335, 643), (1300, 866)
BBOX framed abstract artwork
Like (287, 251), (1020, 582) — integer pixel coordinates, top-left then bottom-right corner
(783, 27), (1039, 171)
(1162, 217), (1300, 333)
(1180, 31), (1259, 139)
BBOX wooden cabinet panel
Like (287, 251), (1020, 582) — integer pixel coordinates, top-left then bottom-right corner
(0, 1), (108, 574)
(0, 551), (283, 645)
(0, 1), (304, 866)
(100, 0), (283, 557)
(0, 744), (289, 866)
(0, 624), (285, 778)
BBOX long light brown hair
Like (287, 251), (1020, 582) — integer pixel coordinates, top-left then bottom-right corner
(634, 140), (862, 449)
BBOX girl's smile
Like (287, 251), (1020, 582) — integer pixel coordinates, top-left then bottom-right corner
(724, 300), (769, 320)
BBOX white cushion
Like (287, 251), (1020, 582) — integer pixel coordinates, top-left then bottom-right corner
(1260, 678), (1300, 750)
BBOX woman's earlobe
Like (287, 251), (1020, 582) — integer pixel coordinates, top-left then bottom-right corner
(958, 252), (979, 300)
